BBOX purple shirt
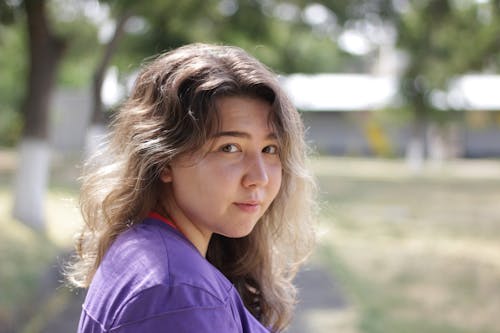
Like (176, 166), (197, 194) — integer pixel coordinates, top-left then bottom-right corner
(78, 217), (270, 332)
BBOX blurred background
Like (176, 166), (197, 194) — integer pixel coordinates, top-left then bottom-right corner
(1, 0), (500, 332)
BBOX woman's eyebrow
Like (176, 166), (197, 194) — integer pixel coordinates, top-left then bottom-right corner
(212, 131), (278, 140)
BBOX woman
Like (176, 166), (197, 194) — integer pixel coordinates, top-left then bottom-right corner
(68, 43), (316, 332)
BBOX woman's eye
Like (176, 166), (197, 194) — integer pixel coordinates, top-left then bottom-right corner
(263, 145), (279, 154)
(221, 144), (240, 153)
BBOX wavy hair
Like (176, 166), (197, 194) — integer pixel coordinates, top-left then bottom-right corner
(67, 43), (316, 332)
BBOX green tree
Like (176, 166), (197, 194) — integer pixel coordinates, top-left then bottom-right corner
(9, 0), (67, 229)
(2, 0), (96, 228)
(396, 0), (500, 165)
(320, 0), (500, 164)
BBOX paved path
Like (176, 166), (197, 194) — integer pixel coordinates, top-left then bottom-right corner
(288, 264), (347, 333)
(17, 253), (85, 333)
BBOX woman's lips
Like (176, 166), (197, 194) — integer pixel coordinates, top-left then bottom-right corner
(234, 202), (260, 212)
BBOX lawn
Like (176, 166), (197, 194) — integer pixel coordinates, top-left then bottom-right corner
(312, 157), (500, 333)
(1, 151), (500, 332)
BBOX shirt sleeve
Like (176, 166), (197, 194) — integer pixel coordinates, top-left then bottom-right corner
(97, 284), (242, 333)
(78, 308), (107, 333)
(108, 306), (240, 333)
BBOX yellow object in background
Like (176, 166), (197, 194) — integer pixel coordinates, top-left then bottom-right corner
(364, 120), (393, 157)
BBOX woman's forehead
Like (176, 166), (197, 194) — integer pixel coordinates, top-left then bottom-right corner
(213, 96), (277, 134)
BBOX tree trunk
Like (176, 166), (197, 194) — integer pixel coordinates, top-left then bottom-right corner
(405, 96), (428, 173)
(85, 12), (131, 157)
(405, 117), (426, 172)
(13, 0), (66, 229)
(427, 122), (450, 168)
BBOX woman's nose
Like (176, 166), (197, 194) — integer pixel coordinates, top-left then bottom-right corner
(242, 154), (269, 188)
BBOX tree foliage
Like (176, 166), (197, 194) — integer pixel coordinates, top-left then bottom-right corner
(105, 0), (348, 75)
(318, 0), (500, 161)
(0, 19), (26, 145)
(3, 0), (500, 145)
(396, 0), (500, 122)
(0, 2), (26, 146)
(331, 0), (500, 120)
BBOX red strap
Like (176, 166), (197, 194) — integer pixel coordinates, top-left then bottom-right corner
(148, 212), (178, 231)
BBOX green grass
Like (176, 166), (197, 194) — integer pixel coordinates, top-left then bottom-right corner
(313, 157), (500, 333)
(0, 189), (58, 330)
(0, 150), (81, 331)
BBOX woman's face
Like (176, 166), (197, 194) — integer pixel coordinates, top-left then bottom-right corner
(161, 96), (282, 252)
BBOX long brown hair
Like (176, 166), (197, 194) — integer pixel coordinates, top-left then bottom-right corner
(67, 43), (316, 332)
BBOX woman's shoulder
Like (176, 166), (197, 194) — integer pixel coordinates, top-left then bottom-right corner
(91, 217), (233, 296)
(81, 218), (234, 330)
(135, 218), (233, 293)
